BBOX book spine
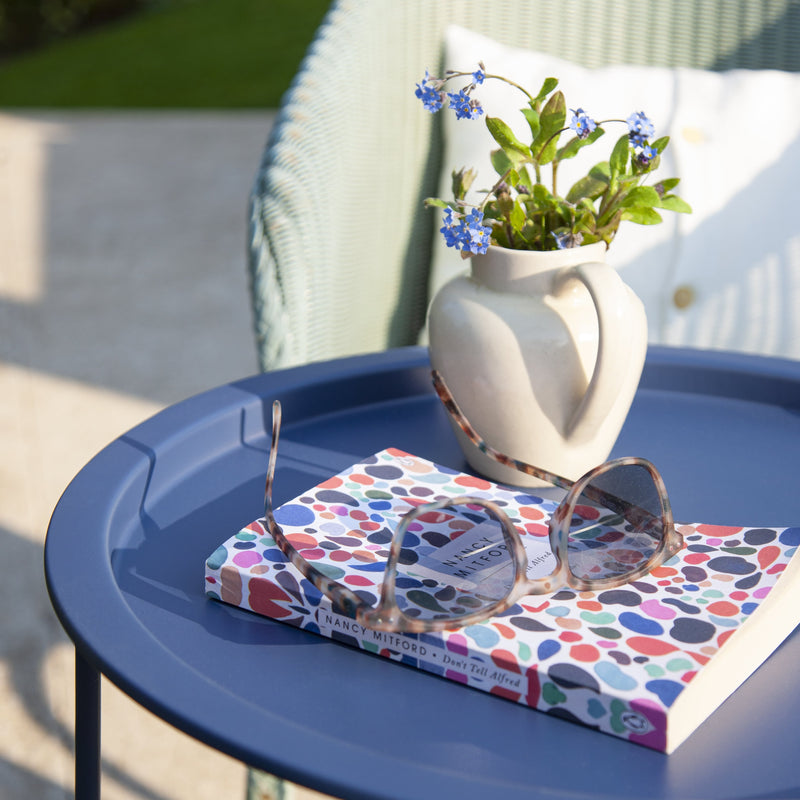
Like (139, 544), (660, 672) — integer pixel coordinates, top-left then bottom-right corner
(313, 607), (530, 699)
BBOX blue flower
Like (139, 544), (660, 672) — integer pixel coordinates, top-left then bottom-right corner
(448, 90), (484, 120)
(637, 144), (658, 166)
(463, 208), (492, 254)
(439, 207), (462, 248)
(552, 230), (584, 250)
(569, 108), (597, 140)
(472, 66), (486, 85)
(627, 110), (655, 148)
(439, 207), (491, 254)
(415, 70), (445, 113)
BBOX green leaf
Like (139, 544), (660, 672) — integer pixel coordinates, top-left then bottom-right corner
(565, 169), (608, 203)
(656, 177), (681, 194)
(609, 134), (630, 179)
(617, 174), (641, 193)
(659, 195), (692, 213)
(621, 206), (663, 225)
(652, 135), (670, 153)
(532, 90), (566, 165)
(490, 148), (515, 178)
(576, 208), (596, 231)
(595, 210), (622, 242)
(556, 198), (574, 217)
(619, 185), (661, 208)
(518, 166), (535, 192)
(520, 107), (540, 140)
(450, 167), (476, 200)
(424, 197), (451, 209)
(532, 183), (554, 207)
(556, 126), (604, 161)
(486, 117), (531, 158)
(509, 200), (526, 231)
(534, 77), (558, 104)
(520, 219), (540, 244)
(556, 136), (583, 162)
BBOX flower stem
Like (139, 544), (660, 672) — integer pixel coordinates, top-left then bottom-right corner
(478, 167), (516, 211)
(484, 73), (536, 103)
(597, 187), (624, 227)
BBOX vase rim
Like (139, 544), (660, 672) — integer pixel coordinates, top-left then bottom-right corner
(471, 241), (607, 291)
(484, 241), (607, 256)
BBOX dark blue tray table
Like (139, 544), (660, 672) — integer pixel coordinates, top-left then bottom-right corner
(45, 346), (800, 800)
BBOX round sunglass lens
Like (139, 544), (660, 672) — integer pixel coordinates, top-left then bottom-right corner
(567, 463), (665, 582)
(395, 502), (516, 622)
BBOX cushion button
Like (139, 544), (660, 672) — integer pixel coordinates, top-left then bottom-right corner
(681, 126), (705, 143)
(672, 285), (695, 309)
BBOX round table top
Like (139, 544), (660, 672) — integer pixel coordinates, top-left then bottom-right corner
(46, 346), (800, 800)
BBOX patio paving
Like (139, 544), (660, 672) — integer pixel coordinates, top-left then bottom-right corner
(0, 110), (328, 800)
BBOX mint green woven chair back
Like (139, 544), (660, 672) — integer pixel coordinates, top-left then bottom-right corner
(248, 0), (800, 371)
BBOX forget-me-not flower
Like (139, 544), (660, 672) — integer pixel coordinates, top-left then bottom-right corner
(448, 90), (484, 120)
(415, 71), (445, 113)
(627, 110), (655, 148)
(552, 230), (584, 250)
(440, 207), (491, 254)
(439, 207), (462, 248)
(462, 208), (492, 254)
(569, 108), (597, 140)
(637, 143), (658, 166)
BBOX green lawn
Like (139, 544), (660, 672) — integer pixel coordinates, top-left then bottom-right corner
(0, 0), (332, 108)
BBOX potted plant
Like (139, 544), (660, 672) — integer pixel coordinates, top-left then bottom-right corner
(416, 65), (691, 485)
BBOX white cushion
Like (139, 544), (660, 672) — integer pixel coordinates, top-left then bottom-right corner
(429, 25), (800, 359)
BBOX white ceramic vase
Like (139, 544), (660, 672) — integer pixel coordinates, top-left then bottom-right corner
(428, 242), (647, 487)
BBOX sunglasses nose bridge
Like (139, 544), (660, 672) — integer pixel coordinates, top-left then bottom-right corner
(546, 508), (568, 570)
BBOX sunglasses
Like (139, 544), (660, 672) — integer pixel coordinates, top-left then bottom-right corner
(262, 370), (684, 633)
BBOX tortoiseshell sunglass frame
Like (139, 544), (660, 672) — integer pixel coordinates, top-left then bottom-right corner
(261, 373), (684, 633)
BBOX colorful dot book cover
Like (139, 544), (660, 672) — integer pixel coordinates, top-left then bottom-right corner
(204, 448), (800, 754)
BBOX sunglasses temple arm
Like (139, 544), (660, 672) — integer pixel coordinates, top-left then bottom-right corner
(264, 400), (281, 517)
(264, 401), (372, 620)
(431, 370), (575, 492)
(431, 372), (672, 535)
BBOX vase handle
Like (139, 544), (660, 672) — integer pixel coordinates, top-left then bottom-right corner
(555, 261), (647, 445)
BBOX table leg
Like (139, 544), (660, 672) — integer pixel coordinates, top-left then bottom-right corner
(75, 649), (101, 800)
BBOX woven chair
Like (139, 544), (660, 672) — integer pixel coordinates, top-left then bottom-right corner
(248, 0), (800, 373)
(247, 1), (799, 795)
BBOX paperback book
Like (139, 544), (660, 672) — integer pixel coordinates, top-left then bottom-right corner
(205, 448), (800, 753)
